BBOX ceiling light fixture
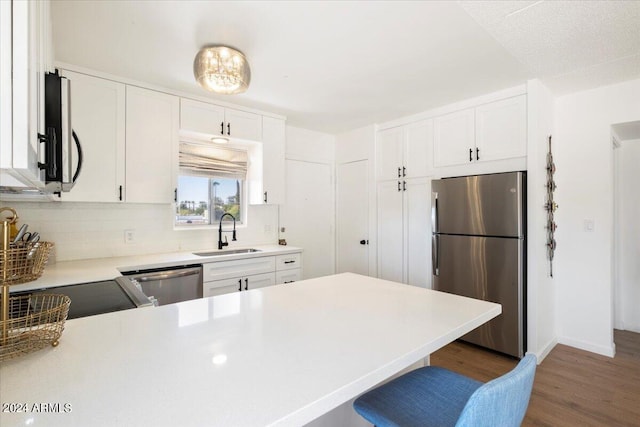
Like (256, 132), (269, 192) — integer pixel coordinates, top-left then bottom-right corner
(194, 45), (251, 95)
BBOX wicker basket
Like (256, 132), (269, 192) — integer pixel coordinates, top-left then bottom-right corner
(0, 293), (71, 362)
(1, 242), (53, 286)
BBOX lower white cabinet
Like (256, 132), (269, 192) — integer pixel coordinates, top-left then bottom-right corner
(276, 269), (301, 284)
(377, 177), (432, 288)
(204, 272), (276, 297)
(202, 251), (303, 297)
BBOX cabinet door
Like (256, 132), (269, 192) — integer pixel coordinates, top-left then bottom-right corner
(433, 108), (475, 167)
(225, 107), (262, 141)
(261, 116), (285, 204)
(245, 272), (276, 290)
(276, 253), (302, 271)
(376, 127), (403, 181)
(404, 177), (432, 289)
(404, 119), (433, 178)
(202, 256), (276, 282)
(204, 278), (242, 297)
(60, 71), (125, 202)
(377, 180), (404, 283)
(6, 0), (47, 184)
(0, 0), (12, 166)
(475, 95), (527, 162)
(276, 269), (301, 284)
(180, 98), (225, 137)
(125, 86), (179, 203)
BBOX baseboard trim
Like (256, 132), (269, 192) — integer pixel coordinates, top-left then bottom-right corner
(529, 337), (557, 363)
(558, 336), (616, 358)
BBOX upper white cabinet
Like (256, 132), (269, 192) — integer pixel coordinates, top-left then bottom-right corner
(475, 95), (527, 163)
(261, 116), (285, 204)
(376, 119), (433, 181)
(60, 71), (125, 202)
(180, 98), (262, 142)
(126, 86), (179, 204)
(433, 95), (527, 168)
(0, 0), (52, 186)
(433, 108), (475, 167)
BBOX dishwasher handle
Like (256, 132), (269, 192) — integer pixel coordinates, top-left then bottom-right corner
(132, 267), (202, 283)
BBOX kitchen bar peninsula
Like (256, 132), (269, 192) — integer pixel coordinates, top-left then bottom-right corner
(0, 273), (500, 427)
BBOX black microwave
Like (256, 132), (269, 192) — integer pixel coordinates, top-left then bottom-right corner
(40, 69), (83, 194)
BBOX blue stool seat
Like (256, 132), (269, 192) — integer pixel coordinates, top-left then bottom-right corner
(354, 354), (537, 427)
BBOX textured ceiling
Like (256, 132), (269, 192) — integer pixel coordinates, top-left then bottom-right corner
(459, 0), (640, 95)
(51, 1), (639, 134)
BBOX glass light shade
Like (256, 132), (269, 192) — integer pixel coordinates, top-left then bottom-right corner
(193, 46), (251, 95)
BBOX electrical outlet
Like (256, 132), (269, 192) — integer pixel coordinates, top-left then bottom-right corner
(124, 229), (136, 243)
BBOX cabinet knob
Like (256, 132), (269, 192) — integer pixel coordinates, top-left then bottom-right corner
(469, 148), (473, 162)
(359, 239), (368, 245)
(397, 167), (402, 178)
(227, 122), (231, 136)
(238, 279), (242, 291)
(244, 278), (248, 291)
(220, 121), (225, 135)
(476, 147), (480, 161)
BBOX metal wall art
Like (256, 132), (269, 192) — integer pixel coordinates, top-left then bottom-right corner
(544, 135), (558, 277)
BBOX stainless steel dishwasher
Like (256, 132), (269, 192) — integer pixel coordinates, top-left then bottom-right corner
(121, 265), (203, 306)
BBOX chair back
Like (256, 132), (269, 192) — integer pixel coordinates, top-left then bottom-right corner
(455, 354), (537, 427)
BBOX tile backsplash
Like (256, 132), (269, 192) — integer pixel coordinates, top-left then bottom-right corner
(5, 201), (279, 262)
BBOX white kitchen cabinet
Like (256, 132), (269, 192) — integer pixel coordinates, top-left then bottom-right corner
(202, 251), (302, 296)
(180, 98), (262, 142)
(433, 108), (475, 167)
(259, 116), (285, 204)
(0, 0), (52, 186)
(276, 269), (301, 284)
(376, 119), (433, 181)
(475, 95), (527, 162)
(125, 86), (179, 203)
(433, 95), (527, 168)
(377, 177), (431, 288)
(60, 71), (125, 202)
(203, 272), (276, 297)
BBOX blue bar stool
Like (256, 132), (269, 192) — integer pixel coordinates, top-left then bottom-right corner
(354, 354), (537, 427)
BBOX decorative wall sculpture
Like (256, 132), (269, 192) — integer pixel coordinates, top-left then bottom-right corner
(544, 135), (557, 277)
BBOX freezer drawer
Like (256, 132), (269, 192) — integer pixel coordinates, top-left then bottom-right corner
(432, 172), (524, 238)
(433, 234), (524, 357)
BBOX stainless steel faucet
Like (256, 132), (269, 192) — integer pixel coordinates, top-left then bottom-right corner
(218, 213), (237, 250)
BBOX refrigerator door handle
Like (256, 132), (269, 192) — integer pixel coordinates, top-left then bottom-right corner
(432, 234), (439, 276)
(431, 191), (439, 233)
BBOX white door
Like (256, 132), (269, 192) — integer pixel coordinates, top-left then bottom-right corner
(376, 127), (403, 181)
(281, 159), (334, 279)
(125, 86), (179, 203)
(475, 95), (527, 162)
(60, 71), (125, 202)
(336, 160), (369, 275)
(404, 177), (432, 288)
(433, 108), (475, 167)
(377, 180), (404, 283)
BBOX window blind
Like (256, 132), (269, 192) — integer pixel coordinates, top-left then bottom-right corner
(179, 142), (248, 180)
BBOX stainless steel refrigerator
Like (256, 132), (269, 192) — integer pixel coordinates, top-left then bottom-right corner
(432, 172), (526, 358)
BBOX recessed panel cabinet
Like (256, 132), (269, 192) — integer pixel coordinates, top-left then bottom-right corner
(126, 86), (179, 204)
(60, 71), (125, 202)
(180, 98), (262, 142)
(433, 95), (527, 168)
(376, 119), (433, 181)
(377, 177), (432, 288)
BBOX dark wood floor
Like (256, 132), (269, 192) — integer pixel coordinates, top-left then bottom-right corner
(430, 330), (640, 426)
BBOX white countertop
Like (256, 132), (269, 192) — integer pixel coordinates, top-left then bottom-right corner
(11, 244), (302, 292)
(0, 273), (500, 427)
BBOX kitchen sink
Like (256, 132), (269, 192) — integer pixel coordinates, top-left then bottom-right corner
(193, 248), (261, 257)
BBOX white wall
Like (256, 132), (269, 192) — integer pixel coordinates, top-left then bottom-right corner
(555, 78), (640, 356)
(281, 126), (335, 278)
(526, 80), (557, 361)
(618, 138), (640, 332)
(5, 201), (278, 262)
